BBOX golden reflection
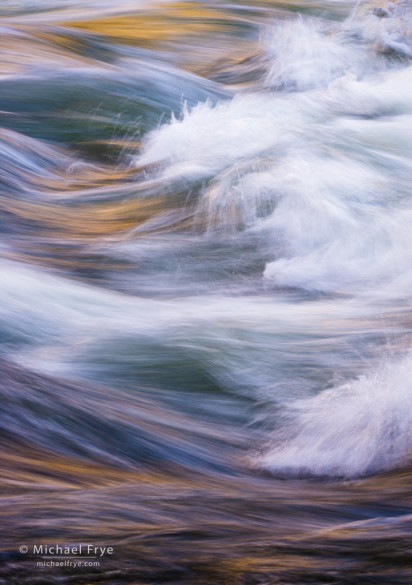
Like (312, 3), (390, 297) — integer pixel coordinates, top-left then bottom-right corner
(59, 1), (260, 77)
(62, 2), (234, 45)
(0, 445), (171, 490)
(1, 195), (165, 237)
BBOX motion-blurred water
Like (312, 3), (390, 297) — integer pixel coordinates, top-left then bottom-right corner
(1, 1), (411, 583)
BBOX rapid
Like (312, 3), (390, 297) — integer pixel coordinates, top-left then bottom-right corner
(0, 1), (411, 583)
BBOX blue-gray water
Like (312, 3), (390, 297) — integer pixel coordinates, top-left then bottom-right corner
(0, 1), (411, 583)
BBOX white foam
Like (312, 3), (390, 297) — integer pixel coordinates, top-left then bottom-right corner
(136, 43), (412, 294)
(263, 17), (371, 91)
(259, 353), (412, 477)
(137, 95), (309, 180)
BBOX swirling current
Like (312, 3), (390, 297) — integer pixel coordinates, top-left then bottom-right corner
(0, 1), (412, 584)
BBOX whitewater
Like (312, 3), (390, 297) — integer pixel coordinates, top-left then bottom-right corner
(0, 1), (411, 583)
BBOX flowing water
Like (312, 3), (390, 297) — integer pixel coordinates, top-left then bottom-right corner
(1, 0), (412, 583)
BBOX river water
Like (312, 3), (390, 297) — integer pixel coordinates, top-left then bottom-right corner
(0, 1), (411, 583)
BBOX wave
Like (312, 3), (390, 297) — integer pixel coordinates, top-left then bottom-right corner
(259, 352), (412, 477)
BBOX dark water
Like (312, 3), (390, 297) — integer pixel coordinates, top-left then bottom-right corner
(1, 1), (412, 583)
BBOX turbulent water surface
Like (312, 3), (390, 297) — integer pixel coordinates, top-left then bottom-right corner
(1, 0), (412, 583)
